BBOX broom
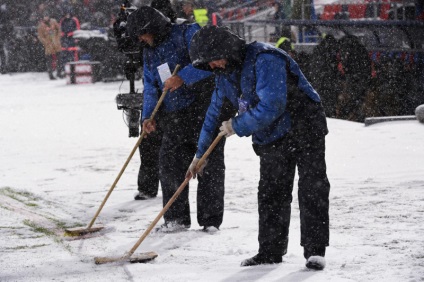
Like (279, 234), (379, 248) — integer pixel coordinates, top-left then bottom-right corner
(94, 133), (225, 264)
(65, 65), (181, 236)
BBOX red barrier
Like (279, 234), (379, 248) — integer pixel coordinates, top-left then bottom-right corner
(348, 4), (367, 19)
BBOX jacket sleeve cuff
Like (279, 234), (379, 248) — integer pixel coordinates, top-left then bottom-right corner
(232, 117), (250, 137)
(178, 65), (212, 86)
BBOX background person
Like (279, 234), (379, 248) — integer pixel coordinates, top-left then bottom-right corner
(59, 6), (80, 77)
(37, 11), (63, 80)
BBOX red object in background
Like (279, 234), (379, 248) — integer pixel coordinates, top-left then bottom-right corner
(379, 0), (391, 19)
(321, 4), (342, 20)
(52, 53), (57, 70)
(321, 0), (394, 20)
(212, 12), (217, 25)
(348, 4), (367, 19)
(61, 46), (79, 61)
(336, 52), (345, 76)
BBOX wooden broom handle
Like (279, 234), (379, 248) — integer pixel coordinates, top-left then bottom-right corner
(87, 65), (181, 229)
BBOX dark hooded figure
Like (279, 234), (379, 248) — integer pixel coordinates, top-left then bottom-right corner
(308, 34), (342, 118)
(150, 0), (178, 23)
(59, 6), (80, 76)
(337, 35), (372, 121)
(126, 6), (233, 233)
(188, 26), (330, 269)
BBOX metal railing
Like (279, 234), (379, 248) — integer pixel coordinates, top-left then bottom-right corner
(224, 19), (424, 53)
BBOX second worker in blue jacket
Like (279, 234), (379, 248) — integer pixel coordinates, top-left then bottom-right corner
(127, 7), (235, 232)
(188, 26), (330, 269)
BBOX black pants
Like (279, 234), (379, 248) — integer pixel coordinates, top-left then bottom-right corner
(197, 130), (225, 228)
(253, 134), (330, 256)
(137, 115), (163, 197)
(158, 99), (226, 228)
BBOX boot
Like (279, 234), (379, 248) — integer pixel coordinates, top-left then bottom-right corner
(134, 191), (156, 200)
(154, 222), (190, 233)
(305, 256), (326, 270)
(240, 253), (282, 266)
(304, 246), (326, 270)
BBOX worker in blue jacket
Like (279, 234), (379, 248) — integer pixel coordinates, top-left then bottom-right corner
(188, 26), (330, 270)
(127, 7), (234, 232)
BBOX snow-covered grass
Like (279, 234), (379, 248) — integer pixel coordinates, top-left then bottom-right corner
(1, 73), (423, 281)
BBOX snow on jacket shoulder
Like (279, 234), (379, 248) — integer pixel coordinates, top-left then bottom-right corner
(142, 23), (212, 120)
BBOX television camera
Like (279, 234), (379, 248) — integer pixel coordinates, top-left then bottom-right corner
(113, 1), (143, 138)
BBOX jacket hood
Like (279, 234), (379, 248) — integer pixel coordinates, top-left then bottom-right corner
(126, 6), (172, 46)
(189, 26), (246, 72)
(150, 0), (177, 23)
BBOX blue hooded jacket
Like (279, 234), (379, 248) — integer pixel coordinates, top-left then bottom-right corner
(196, 41), (322, 158)
(142, 23), (212, 120)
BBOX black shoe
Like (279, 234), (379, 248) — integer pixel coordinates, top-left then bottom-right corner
(240, 253), (282, 267)
(305, 256), (326, 270)
(49, 74), (56, 80)
(134, 191), (156, 200)
(154, 222), (190, 233)
(304, 246), (326, 270)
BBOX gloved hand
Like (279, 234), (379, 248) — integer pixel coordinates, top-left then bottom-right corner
(163, 75), (184, 93)
(185, 157), (208, 179)
(142, 119), (156, 134)
(219, 119), (235, 137)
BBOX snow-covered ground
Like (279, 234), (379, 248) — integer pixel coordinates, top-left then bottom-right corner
(1, 73), (423, 282)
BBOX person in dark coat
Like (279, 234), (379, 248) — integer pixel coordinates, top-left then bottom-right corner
(127, 6), (232, 232)
(59, 6), (80, 77)
(337, 35), (371, 121)
(188, 26), (330, 269)
(308, 34), (342, 118)
(134, 0), (179, 201)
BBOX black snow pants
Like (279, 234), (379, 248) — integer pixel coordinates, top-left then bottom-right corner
(253, 133), (330, 257)
(158, 95), (228, 228)
(137, 110), (163, 197)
